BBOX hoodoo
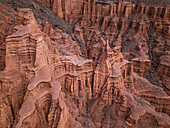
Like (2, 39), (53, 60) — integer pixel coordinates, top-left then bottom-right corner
(0, 0), (170, 128)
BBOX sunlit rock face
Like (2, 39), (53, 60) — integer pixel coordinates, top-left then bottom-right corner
(0, 0), (170, 128)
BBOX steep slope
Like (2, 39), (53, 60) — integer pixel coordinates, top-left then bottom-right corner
(0, 0), (170, 128)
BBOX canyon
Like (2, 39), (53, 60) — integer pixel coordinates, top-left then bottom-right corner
(0, 0), (170, 128)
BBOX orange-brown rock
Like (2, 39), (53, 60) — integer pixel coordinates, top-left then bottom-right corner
(0, 0), (170, 128)
(0, 3), (15, 71)
(134, 74), (170, 116)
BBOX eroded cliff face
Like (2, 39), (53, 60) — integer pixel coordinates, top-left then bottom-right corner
(0, 0), (170, 128)
(52, 0), (169, 93)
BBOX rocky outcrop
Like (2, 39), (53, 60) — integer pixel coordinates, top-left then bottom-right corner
(0, 71), (29, 128)
(38, 0), (170, 26)
(0, 8), (59, 128)
(157, 54), (170, 95)
(1, 7), (95, 128)
(0, 0), (170, 128)
(0, 3), (15, 71)
(134, 74), (170, 116)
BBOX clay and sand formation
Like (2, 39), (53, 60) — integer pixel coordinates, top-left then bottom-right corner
(0, 0), (170, 128)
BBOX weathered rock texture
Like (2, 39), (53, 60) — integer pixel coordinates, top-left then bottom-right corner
(0, 0), (170, 128)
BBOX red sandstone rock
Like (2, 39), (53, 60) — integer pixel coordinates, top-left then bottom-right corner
(0, 0), (170, 128)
